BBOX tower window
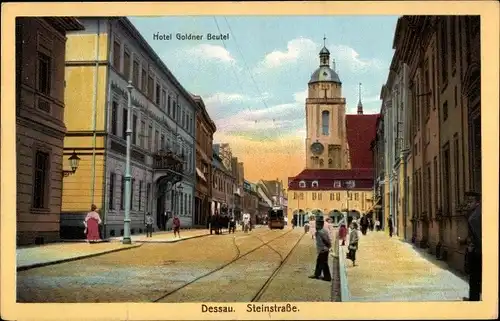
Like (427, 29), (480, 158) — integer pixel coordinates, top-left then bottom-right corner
(322, 110), (330, 135)
(299, 180), (306, 188)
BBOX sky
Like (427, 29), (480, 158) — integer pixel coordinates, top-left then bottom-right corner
(129, 16), (399, 186)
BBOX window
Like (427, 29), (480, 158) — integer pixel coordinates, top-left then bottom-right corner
(113, 40), (121, 70)
(294, 192), (298, 200)
(442, 144), (451, 214)
(140, 120), (145, 148)
(336, 193), (340, 201)
(354, 193), (359, 201)
(130, 178), (135, 210)
(162, 89), (167, 111)
(318, 193), (322, 201)
(299, 180), (306, 188)
(432, 54), (436, 110)
(182, 109), (185, 127)
(440, 19), (448, 85)
(426, 164), (432, 218)
(132, 114), (137, 145)
(188, 195), (191, 214)
(122, 108), (128, 139)
(141, 68), (147, 92)
(454, 86), (458, 108)
(146, 124), (152, 151)
(133, 60), (139, 86)
(156, 83), (161, 105)
(424, 59), (430, 117)
(312, 180), (319, 188)
(300, 193), (304, 200)
(37, 52), (51, 95)
(111, 101), (118, 135)
(138, 180), (142, 211)
(154, 130), (159, 152)
(124, 50), (131, 80)
(321, 110), (330, 135)
(146, 183), (151, 212)
(312, 193), (317, 200)
(168, 95), (171, 115)
(33, 151), (49, 209)
(120, 176), (125, 210)
(442, 101), (448, 122)
(329, 193), (334, 201)
(109, 173), (115, 210)
(333, 180), (341, 188)
(148, 75), (154, 100)
(161, 134), (165, 150)
(454, 134), (460, 207)
(450, 17), (457, 72)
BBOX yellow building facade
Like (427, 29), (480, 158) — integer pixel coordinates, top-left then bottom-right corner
(287, 42), (377, 226)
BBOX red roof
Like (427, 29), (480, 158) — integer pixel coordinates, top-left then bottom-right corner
(345, 114), (379, 169)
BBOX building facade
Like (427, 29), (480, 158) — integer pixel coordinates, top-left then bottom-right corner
(388, 16), (481, 273)
(231, 157), (244, 220)
(287, 43), (377, 226)
(16, 17), (85, 245)
(61, 17), (197, 238)
(211, 149), (234, 216)
(370, 115), (385, 229)
(380, 58), (410, 238)
(193, 95), (216, 227)
(243, 180), (259, 224)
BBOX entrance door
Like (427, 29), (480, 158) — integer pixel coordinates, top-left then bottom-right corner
(293, 214), (298, 226)
(157, 193), (166, 231)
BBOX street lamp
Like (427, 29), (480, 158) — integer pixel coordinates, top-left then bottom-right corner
(122, 80), (134, 245)
(62, 150), (81, 177)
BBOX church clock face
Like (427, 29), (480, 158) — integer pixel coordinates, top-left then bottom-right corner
(310, 142), (324, 155)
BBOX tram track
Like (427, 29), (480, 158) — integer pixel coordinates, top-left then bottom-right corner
(151, 228), (294, 302)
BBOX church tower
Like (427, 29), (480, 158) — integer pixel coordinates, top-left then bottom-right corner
(305, 39), (350, 170)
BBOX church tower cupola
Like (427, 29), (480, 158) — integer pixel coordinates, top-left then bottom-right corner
(319, 36), (330, 67)
(357, 82), (364, 115)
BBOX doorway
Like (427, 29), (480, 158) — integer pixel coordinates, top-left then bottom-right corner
(157, 193), (166, 231)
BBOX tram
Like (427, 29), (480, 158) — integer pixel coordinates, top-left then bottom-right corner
(268, 207), (285, 229)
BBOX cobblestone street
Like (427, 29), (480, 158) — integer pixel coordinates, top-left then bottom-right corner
(17, 227), (337, 303)
(343, 231), (469, 301)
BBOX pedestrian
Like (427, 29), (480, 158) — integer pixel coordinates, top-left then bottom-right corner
(369, 217), (374, 231)
(309, 215), (316, 239)
(388, 215), (394, 237)
(375, 219), (381, 231)
(145, 212), (154, 237)
(346, 221), (359, 266)
(84, 204), (102, 243)
(360, 214), (368, 235)
(173, 215), (181, 238)
(292, 216), (297, 229)
(338, 223), (348, 246)
(462, 191), (482, 301)
(309, 216), (332, 281)
(325, 217), (334, 237)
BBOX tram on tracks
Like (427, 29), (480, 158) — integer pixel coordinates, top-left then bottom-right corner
(268, 207), (285, 229)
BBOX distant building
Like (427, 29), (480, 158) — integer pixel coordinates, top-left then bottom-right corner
(15, 17), (85, 246)
(193, 95), (216, 227)
(211, 148), (234, 216)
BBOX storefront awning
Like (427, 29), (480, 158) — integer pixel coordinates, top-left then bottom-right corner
(196, 167), (207, 182)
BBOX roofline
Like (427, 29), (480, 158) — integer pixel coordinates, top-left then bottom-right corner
(308, 80), (342, 85)
(118, 17), (200, 109)
(45, 17), (85, 32)
(192, 95), (217, 132)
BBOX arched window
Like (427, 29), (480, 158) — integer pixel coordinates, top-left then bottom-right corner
(319, 159), (324, 167)
(299, 180), (306, 188)
(322, 110), (330, 135)
(312, 180), (319, 188)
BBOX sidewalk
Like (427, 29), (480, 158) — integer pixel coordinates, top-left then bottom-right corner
(17, 242), (141, 271)
(341, 231), (469, 301)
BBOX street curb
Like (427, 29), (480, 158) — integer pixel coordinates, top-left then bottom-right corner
(338, 245), (351, 302)
(133, 233), (211, 243)
(17, 243), (143, 272)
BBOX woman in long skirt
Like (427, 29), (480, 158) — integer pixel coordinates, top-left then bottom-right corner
(84, 204), (102, 243)
(308, 215), (316, 239)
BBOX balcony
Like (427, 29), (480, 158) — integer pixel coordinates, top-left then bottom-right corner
(153, 149), (184, 182)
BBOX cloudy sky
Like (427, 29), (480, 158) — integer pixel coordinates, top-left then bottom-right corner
(129, 16), (398, 185)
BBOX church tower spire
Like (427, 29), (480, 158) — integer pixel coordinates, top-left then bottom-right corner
(357, 82), (364, 115)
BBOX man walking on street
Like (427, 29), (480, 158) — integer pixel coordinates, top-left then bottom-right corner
(462, 191), (482, 301)
(309, 216), (332, 282)
(388, 215), (394, 237)
(145, 212), (154, 237)
(173, 215), (181, 238)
